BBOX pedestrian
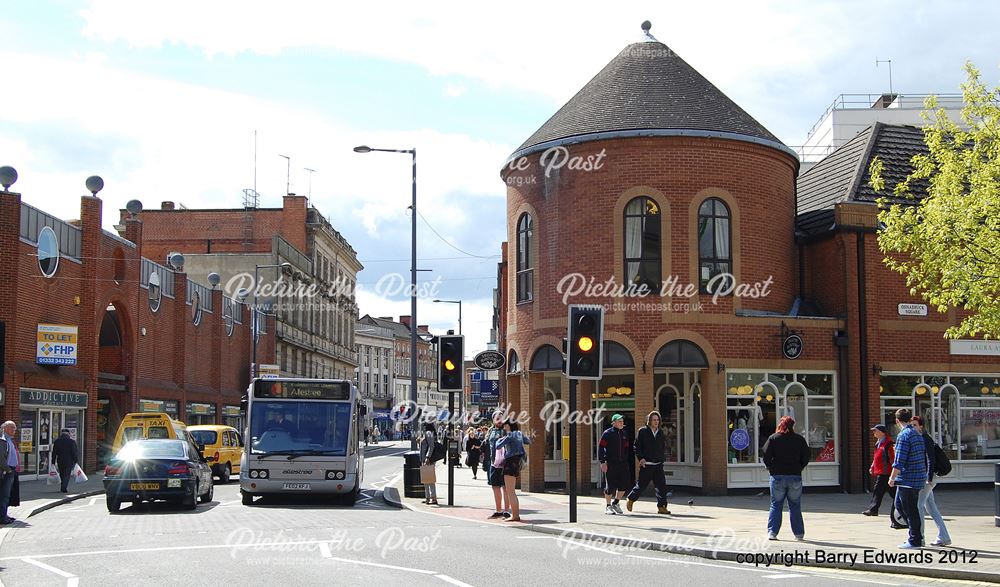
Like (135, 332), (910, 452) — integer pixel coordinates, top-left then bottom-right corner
(465, 427), (483, 479)
(598, 414), (631, 515)
(863, 424), (899, 522)
(762, 415), (810, 540)
(912, 416), (951, 546)
(485, 414), (510, 519)
(496, 419), (529, 522)
(889, 407), (928, 549)
(364, 427), (370, 446)
(52, 428), (80, 494)
(419, 423), (439, 505)
(372, 426), (380, 444)
(0, 421), (19, 524)
(626, 411), (670, 514)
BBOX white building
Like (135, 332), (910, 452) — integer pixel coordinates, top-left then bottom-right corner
(354, 321), (394, 429)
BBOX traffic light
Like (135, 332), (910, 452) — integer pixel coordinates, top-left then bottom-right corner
(566, 305), (604, 379)
(437, 335), (465, 392)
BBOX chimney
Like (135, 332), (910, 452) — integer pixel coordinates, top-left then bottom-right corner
(418, 325), (429, 333)
(399, 316), (412, 329)
(161, 201), (175, 210)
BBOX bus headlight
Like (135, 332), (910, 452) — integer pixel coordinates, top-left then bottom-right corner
(250, 470), (258, 479)
(336, 471), (345, 480)
(326, 471), (336, 480)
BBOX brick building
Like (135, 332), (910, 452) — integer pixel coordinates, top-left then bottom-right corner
(497, 29), (999, 495)
(129, 195), (362, 382)
(0, 173), (274, 476)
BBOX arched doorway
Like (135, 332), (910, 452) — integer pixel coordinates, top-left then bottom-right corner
(653, 339), (707, 487)
(97, 302), (130, 467)
(530, 345), (565, 483)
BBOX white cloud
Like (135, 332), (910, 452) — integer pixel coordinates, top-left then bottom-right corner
(444, 84), (466, 98)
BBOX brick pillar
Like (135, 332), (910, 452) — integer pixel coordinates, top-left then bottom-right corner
(123, 216), (142, 417)
(701, 367), (727, 494)
(523, 371), (545, 492)
(634, 364), (655, 442)
(0, 188), (21, 423)
(79, 196), (103, 471)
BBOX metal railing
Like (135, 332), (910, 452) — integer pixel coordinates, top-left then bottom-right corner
(803, 93), (963, 144)
(19, 202), (82, 260)
(187, 279), (214, 313)
(141, 257), (176, 298)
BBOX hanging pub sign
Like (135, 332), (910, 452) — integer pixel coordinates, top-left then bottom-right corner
(473, 350), (505, 371)
(782, 334), (803, 360)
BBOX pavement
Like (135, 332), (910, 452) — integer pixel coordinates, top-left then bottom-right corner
(7, 470), (106, 520)
(385, 458), (1000, 583)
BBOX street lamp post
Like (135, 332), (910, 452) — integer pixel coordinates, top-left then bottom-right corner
(433, 299), (463, 418)
(252, 262), (291, 379)
(354, 145), (418, 450)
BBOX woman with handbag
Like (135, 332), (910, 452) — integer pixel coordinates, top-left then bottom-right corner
(418, 424), (439, 505)
(496, 420), (530, 522)
(465, 427), (483, 479)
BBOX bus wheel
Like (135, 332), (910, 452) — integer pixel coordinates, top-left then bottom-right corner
(241, 490), (253, 506)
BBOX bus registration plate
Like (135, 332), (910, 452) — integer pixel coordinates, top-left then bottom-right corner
(282, 483), (311, 490)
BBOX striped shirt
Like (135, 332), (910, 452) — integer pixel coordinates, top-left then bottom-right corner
(891, 424), (927, 489)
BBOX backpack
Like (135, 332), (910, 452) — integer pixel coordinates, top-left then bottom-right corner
(431, 440), (446, 462)
(932, 442), (952, 477)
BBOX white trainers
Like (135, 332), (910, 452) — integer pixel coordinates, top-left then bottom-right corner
(611, 502), (624, 515)
(930, 538), (952, 546)
(767, 533), (777, 540)
(605, 505), (616, 515)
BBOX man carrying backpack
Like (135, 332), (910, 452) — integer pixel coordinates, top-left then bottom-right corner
(863, 424), (898, 521)
(912, 416), (952, 546)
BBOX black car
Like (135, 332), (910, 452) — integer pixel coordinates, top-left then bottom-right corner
(103, 438), (214, 512)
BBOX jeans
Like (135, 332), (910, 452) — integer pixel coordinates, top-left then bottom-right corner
(58, 466), (73, 493)
(768, 475), (804, 538)
(867, 474), (896, 515)
(917, 480), (951, 543)
(0, 471), (13, 520)
(627, 464), (669, 507)
(424, 484), (437, 500)
(895, 485), (923, 546)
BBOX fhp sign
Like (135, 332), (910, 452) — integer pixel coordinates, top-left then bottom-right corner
(36, 324), (78, 366)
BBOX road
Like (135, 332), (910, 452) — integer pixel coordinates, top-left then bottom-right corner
(0, 443), (981, 586)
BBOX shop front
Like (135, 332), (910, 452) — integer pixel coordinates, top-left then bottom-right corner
(18, 388), (87, 480)
(186, 402), (217, 425)
(725, 371), (838, 488)
(222, 404), (243, 431)
(880, 373), (1000, 483)
(139, 398), (180, 419)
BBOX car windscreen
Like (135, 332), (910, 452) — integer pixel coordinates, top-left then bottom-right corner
(116, 441), (186, 460)
(189, 430), (218, 446)
(249, 401), (352, 455)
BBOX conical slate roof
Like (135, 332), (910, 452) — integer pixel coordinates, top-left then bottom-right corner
(512, 33), (787, 159)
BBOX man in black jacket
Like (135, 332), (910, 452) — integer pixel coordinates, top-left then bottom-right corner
(762, 415), (810, 541)
(598, 414), (631, 515)
(52, 429), (79, 493)
(625, 411), (670, 514)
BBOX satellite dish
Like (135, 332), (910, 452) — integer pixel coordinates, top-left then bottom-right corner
(208, 272), (221, 287)
(85, 175), (104, 196)
(0, 166), (17, 190)
(167, 252), (185, 270)
(236, 288), (250, 303)
(125, 199), (143, 215)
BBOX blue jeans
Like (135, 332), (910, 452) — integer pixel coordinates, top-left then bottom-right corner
(0, 471), (14, 520)
(917, 480), (951, 543)
(895, 485), (923, 547)
(768, 475), (804, 538)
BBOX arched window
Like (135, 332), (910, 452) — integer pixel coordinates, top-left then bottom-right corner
(697, 198), (732, 294)
(624, 197), (661, 292)
(530, 345), (562, 371)
(516, 214), (533, 302)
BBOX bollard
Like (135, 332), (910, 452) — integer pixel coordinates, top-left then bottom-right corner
(403, 450), (425, 499)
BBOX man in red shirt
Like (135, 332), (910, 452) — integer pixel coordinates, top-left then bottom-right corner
(863, 424), (898, 522)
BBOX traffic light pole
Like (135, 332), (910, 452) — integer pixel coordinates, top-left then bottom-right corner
(448, 391), (455, 506)
(569, 378), (577, 523)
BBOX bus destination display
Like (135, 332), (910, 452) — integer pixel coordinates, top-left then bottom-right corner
(254, 381), (351, 400)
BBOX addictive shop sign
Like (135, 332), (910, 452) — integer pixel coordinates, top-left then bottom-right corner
(36, 324), (78, 365)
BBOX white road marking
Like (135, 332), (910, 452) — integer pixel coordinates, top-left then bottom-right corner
(220, 499), (241, 506)
(765, 574), (807, 579)
(434, 574), (475, 587)
(55, 498), (97, 513)
(324, 555), (437, 575)
(22, 557), (78, 585)
(515, 536), (550, 539)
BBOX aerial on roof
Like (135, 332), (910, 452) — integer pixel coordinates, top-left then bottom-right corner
(510, 22), (789, 162)
(796, 122), (929, 237)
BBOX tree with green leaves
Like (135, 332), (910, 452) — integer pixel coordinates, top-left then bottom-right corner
(870, 62), (1000, 339)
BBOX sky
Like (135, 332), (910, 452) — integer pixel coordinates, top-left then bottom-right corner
(3, 0), (999, 356)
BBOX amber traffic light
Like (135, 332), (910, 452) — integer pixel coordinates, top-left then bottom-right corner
(438, 335), (465, 392)
(566, 305), (604, 379)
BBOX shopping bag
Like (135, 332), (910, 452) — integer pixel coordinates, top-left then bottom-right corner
(71, 463), (88, 484)
(419, 463), (436, 484)
(492, 446), (505, 468)
(46, 462), (60, 486)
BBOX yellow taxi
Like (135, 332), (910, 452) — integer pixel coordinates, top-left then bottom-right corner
(188, 425), (243, 483)
(112, 413), (188, 455)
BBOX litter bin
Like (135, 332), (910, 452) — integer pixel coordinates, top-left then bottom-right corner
(403, 450), (425, 499)
(995, 463), (1000, 527)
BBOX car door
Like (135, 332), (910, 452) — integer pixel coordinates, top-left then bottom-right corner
(222, 430), (235, 471)
(188, 438), (211, 493)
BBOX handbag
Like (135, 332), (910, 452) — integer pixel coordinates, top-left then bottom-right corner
(71, 463), (89, 484)
(493, 446), (506, 468)
(419, 463), (437, 484)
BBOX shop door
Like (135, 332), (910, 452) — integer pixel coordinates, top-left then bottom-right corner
(37, 410), (64, 478)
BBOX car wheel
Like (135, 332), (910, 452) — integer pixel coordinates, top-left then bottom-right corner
(183, 482), (198, 510)
(221, 463), (232, 484)
(200, 479), (214, 504)
(106, 494), (122, 513)
(241, 490), (253, 506)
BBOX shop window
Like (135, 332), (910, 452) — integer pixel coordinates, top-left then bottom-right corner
(697, 198), (731, 294)
(37, 226), (60, 278)
(544, 373), (562, 461)
(516, 213), (533, 303)
(623, 197), (661, 293)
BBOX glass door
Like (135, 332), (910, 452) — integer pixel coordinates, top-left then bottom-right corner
(37, 410), (65, 478)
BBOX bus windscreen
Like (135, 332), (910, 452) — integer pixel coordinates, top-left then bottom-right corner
(249, 401), (352, 455)
(253, 380), (351, 400)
